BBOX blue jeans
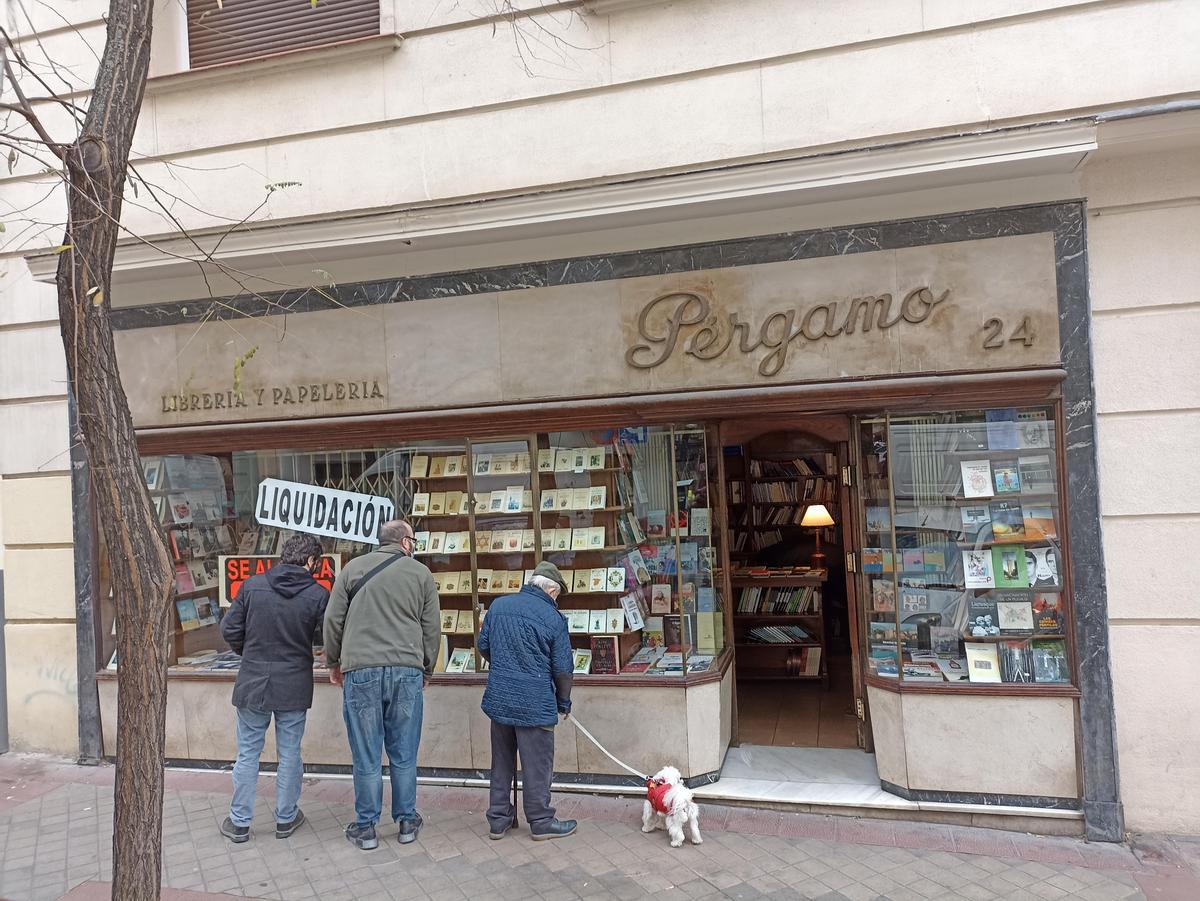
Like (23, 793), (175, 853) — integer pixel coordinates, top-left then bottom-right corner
(342, 666), (424, 827)
(230, 707), (307, 827)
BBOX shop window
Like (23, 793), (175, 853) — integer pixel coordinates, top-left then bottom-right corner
(129, 424), (727, 679)
(858, 406), (1073, 688)
(186, 0), (381, 70)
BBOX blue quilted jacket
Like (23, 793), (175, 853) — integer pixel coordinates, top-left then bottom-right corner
(478, 584), (573, 727)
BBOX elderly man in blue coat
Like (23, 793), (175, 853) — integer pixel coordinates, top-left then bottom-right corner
(478, 560), (577, 840)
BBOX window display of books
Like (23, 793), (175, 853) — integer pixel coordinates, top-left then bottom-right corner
(859, 406), (1072, 687)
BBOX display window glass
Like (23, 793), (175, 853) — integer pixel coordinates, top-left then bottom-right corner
(124, 424), (728, 679)
(857, 406), (1072, 688)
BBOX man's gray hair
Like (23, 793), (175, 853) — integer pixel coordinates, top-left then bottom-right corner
(529, 574), (560, 597)
(378, 519), (411, 545)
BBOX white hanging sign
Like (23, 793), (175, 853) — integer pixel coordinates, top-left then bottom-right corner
(254, 478), (395, 545)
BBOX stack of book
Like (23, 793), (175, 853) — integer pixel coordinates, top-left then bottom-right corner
(736, 585), (820, 614)
(745, 625), (812, 644)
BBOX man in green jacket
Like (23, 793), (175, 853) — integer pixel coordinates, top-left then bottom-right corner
(324, 519), (440, 851)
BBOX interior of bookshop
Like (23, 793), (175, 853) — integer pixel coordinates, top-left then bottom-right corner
(102, 405), (1072, 754)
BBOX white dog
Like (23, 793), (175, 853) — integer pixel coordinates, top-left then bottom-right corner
(641, 765), (702, 848)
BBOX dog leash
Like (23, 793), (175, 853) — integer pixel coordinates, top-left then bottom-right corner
(564, 713), (649, 782)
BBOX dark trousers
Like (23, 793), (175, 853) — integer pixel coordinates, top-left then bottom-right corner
(487, 720), (555, 830)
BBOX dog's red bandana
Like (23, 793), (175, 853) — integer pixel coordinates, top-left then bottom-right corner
(647, 778), (672, 815)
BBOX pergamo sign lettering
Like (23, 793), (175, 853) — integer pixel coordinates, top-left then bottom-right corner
(255, 478), (395, 545)
(625, 287), (949, 377)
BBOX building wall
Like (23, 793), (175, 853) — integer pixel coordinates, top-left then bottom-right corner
(1085, 144), (1200, 834)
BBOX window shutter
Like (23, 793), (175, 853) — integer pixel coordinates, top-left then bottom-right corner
(187, 0), (380, 70)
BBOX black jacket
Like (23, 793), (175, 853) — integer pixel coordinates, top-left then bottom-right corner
(221, 564), (329, 712)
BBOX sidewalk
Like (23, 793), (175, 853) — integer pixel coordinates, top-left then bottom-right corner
(1, 755), (1198, 901)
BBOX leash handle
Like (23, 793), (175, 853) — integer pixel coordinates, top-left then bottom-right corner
(565, 713), (649, 781)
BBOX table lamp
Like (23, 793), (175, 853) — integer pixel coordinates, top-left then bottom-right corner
(800, 504), (835, 569)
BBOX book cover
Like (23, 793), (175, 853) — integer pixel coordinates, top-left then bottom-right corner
(445, 491), (463, 516)
(992, 545), (1028, 588)
(1017, 410), (1051, 449)
(668, 510), (688, 537)
(899, 588), (929, 615)
(175, 563), (195, 594)
(445, 648), (472, 674)
(953, 412), (990, 451)
(540, 489), (557, 511)
(503, 485), (523, 513)
(588, 526), (606, 548)
(443, 532), (462, 554)
(588, 486), (607, 510)
(902, 661), (944, 682)
(871, 579), (896, 612)
(989, 500), (1026, 542)
(936, 657), (971, 681)
(690, 508), (711, 536)
(540, 530), (554, 552)
(475, 569), (492, 592)
(588, 610), (607, 632)
(621, 592), (646, 631)
(1027, 546), (1060, 589)
(694, 612), (718, 653)
(489, 490), (505, 513)
(553, 528), (572, 551)
(964, 549), (996, 589)
(195, 598), (219, 626)
(605, 608), (624, 633)
(176, 598), (200, 631)
(428, 492), (446, 515)
(537, 449), (556, 472)
(571, 570), (591, 593)
(521, 529), (536, 551)
(992, 464), (1021, 494)
(586, 447), (606, 470)
(488, 530), (505, 552)
(446, 571), (465, 593)
(930, 626), (960, 658)
(960, 460), (994, 498)
(1018, 454), (1055, 494)
(434, 636), (448, 673)
(515, 452), (531, 474)
(554, 449), (575, 472)
(1032, 592), (1064, 634)
(504, 571), (522, 592)
(487, 570), (508, 592)
(556, 490), (572, 511)
(606, 567), (626, 592)
(589, 568), (607, 592)
(522, 489), (533, 512)
(923, 550), (946, 572)
(455, 609), (475, 633)
(567, 610), (590, 633)
(865, 506), (892, 533)
(168, 494), (194, 524)
(985, 408), (1020, 450)
(862, 548), (884, 573)
(650, 583), (672, 614)
(902, 549), (924, 571)
(994, 590), (1035, 633)
(503, 530), (521, 552)
(967, 594), (1000, 636)
(964, 642), (1002, 682)
(490, 454), (509, 475)
(1022, 505), (1058, 542)
(622, 645), (663, 673)
(662, 614), (683, 649)
(410, 454), (430, 478)
(590, 636), (619, 674)
(572, 650), (593, 674)
(643, 616), (665, 647)
(570, 529), (590, 551)
(999, 640), (1034, 683)
(427, 531), (447, 554)
(868, 621), (898, 658)
(440, 610), (458, 632)
(646, 510), (667, 537)
(474, 531), (491, 553)
(474, 492), (490, 513)
(899, 622), (920, 653)
(1031, 639), (1070, 683)
(429, 457), (447, 478)
(142, 457), (164, 491)
(431, 572), (446, 592)
(960, 504), (993, 541)
(186, 560), (209, 590)
(444, 455), (461, 477)
(570, 487), (591, 510)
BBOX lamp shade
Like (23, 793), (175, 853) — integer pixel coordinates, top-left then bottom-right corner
(800, 504), (835, 527)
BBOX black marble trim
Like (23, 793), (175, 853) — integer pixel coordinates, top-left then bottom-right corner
(880, 781), (1082, 812)
(111, 201), (1082, 331)
(156, 758), (719, 789)
(70, 390), (103, 766)
(1053, 204), (1124, 842)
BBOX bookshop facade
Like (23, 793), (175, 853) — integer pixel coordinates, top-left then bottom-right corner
(94, 201), (1120, 839)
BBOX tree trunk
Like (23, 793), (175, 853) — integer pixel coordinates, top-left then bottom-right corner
(54, 1), (172, 898)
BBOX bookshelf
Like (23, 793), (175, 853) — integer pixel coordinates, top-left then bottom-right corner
(730, 572), (828, 685)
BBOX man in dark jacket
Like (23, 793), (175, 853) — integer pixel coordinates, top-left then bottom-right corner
(218, 533), (329, 843)
(478, 561), (577, 841)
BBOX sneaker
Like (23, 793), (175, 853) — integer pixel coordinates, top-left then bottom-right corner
(345, 822), (379, 851)
(397, 813), (423, 845)
(220, 817), (250, 844)
(275, 809), (305, 839)
(488, 817), (516, 841)
(530, 818), (577, 841)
